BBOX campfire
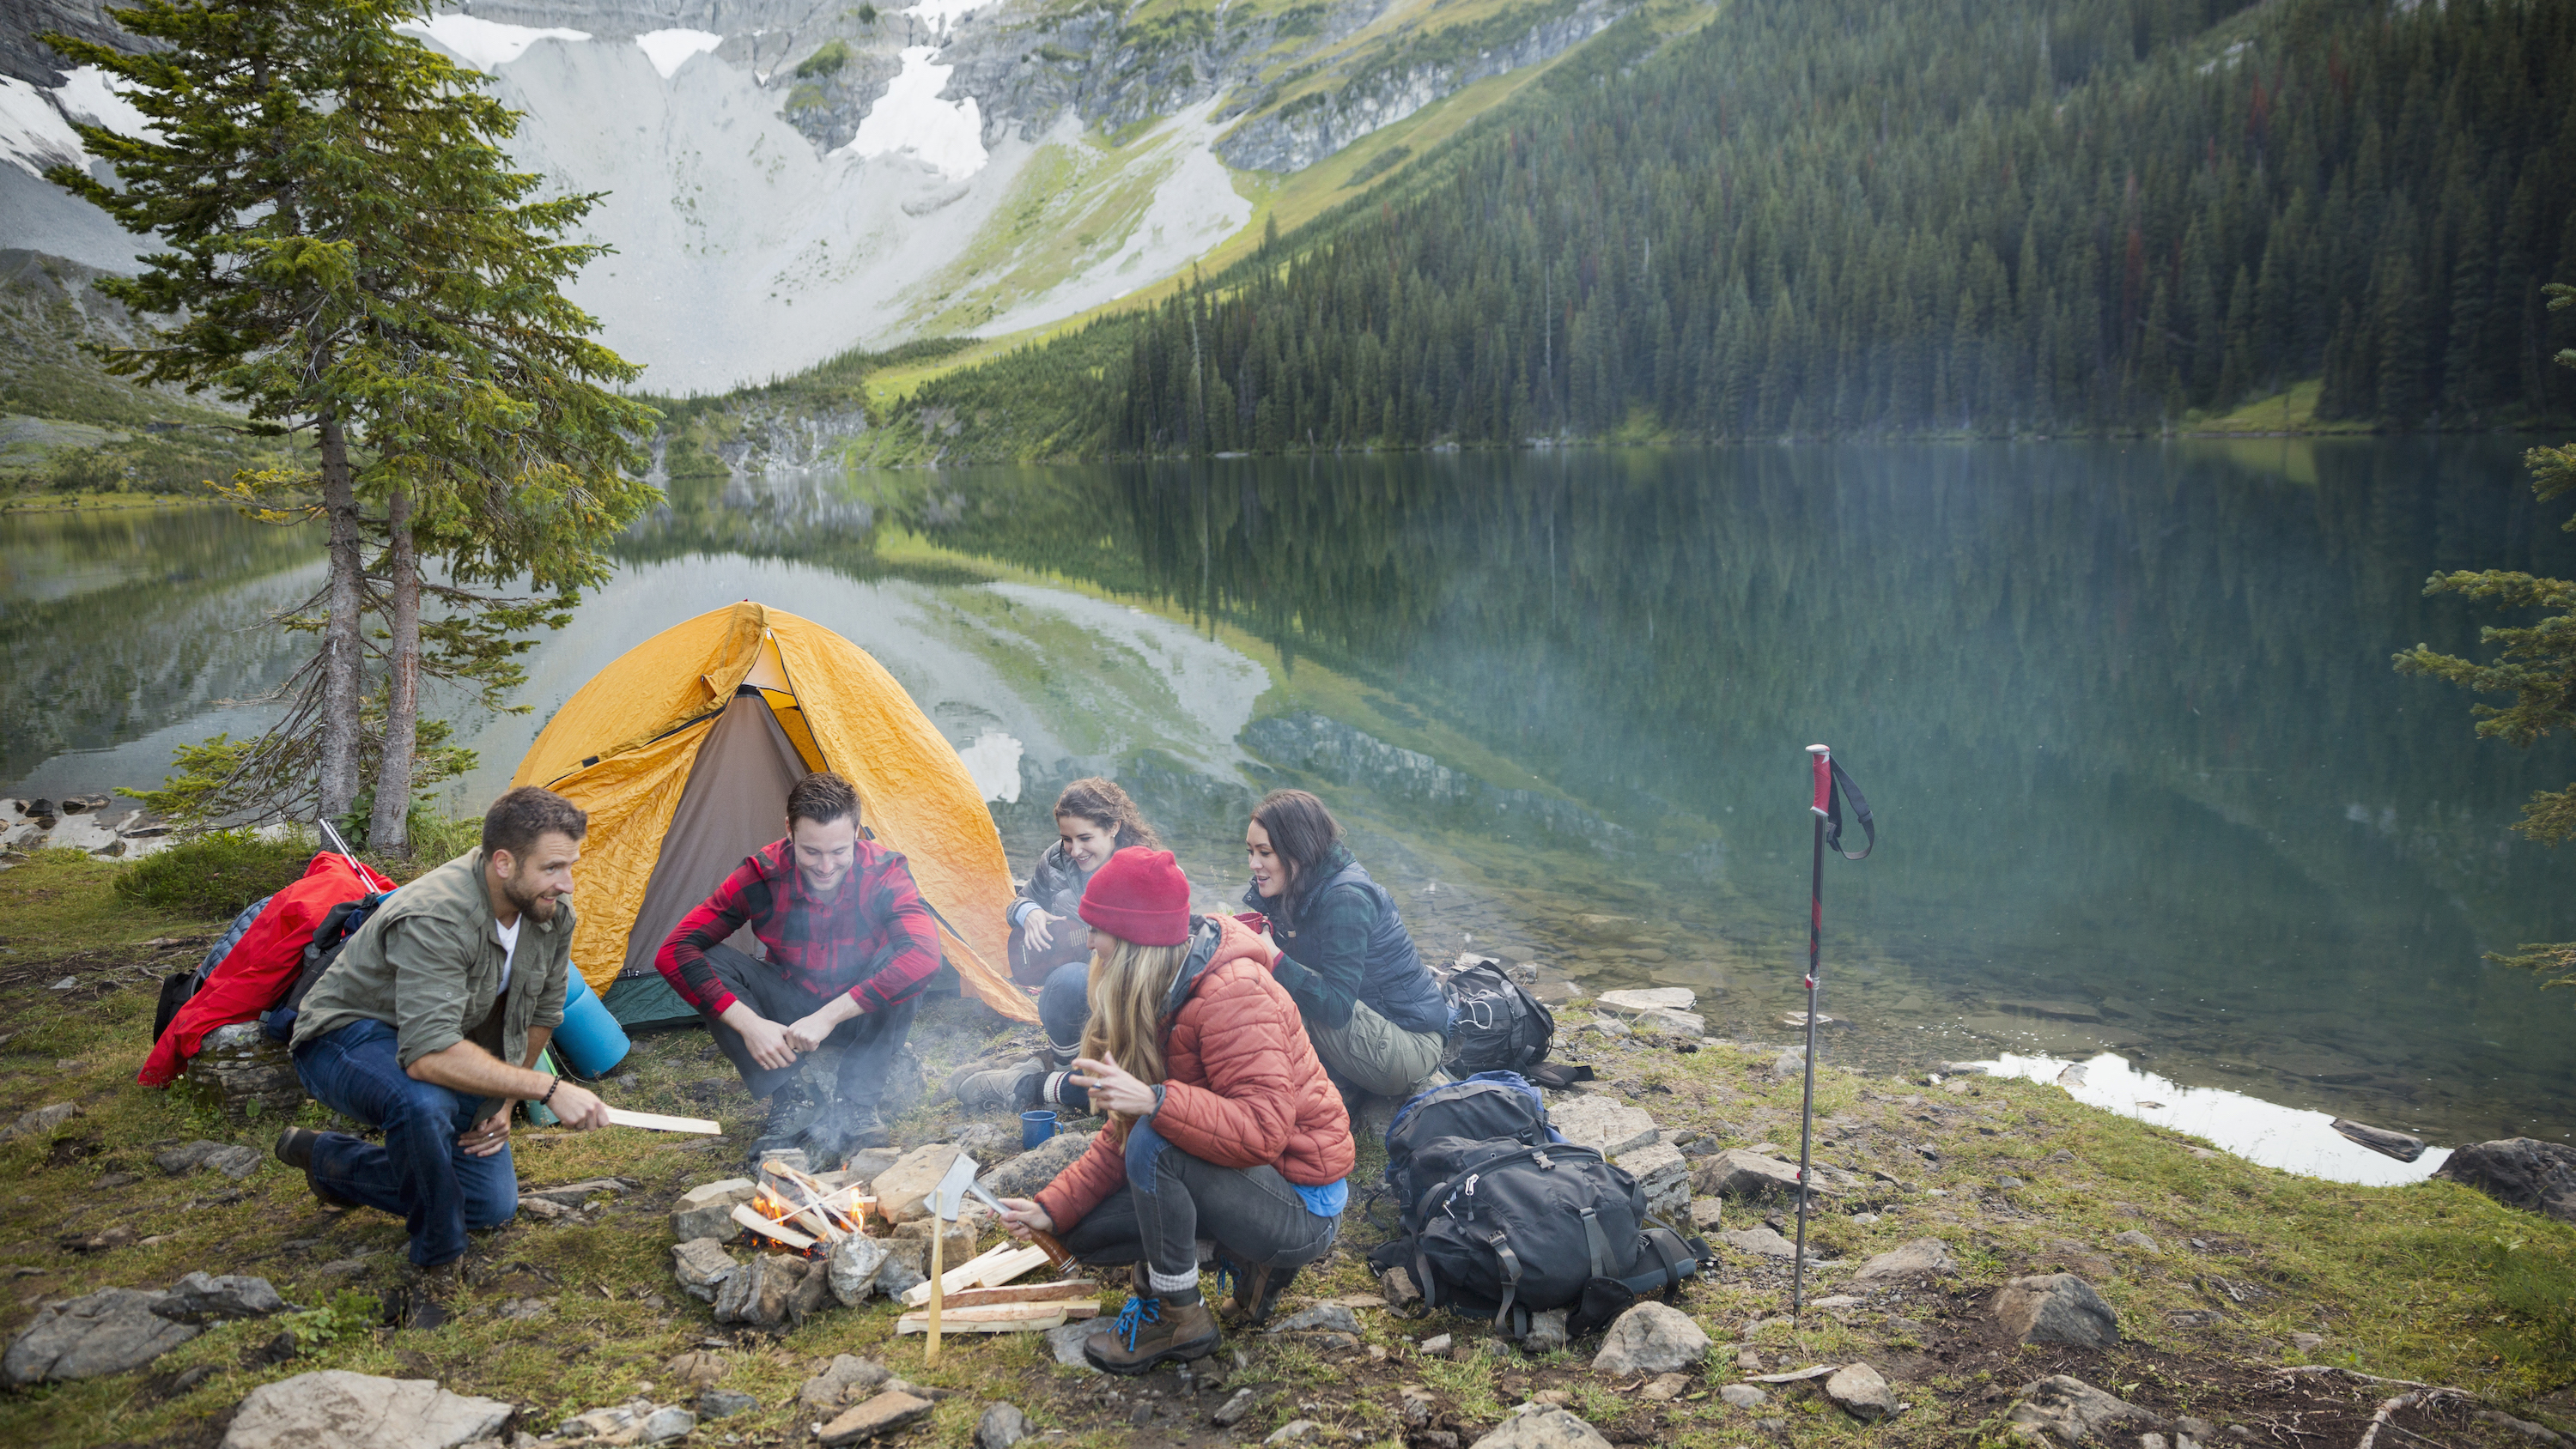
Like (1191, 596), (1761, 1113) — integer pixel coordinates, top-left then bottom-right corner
(732, 1161), (874, 1254)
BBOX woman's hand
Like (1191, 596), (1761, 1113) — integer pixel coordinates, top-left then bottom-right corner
(1020, 911), (1057, 951)
(996, 1197), (1054, 1240)
(1069, 1052), (1157, 1117)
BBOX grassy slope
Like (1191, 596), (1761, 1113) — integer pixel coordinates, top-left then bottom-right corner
(0, 848), (2568, 1447)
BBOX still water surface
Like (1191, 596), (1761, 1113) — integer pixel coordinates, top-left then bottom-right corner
(4, 438), (2571, 1149)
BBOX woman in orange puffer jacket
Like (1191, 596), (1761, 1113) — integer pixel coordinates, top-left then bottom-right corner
(996, 846), (1353, 1375)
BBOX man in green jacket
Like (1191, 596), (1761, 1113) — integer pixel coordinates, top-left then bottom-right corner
(276, 788), (612, 1300)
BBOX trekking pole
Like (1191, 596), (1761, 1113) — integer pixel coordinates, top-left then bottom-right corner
(1791, 743), (1874, 1323)
(316, 818), (366, 881)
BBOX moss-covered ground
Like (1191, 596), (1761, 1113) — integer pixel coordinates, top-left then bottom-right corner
(0, 846), (2569, 1447)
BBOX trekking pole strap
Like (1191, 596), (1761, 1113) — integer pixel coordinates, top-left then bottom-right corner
(1815, 755), (1874, 861)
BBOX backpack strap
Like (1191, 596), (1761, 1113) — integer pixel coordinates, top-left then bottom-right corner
(1485, 1230), (1522, 1331)
(1579, 1209), (1614, 1280)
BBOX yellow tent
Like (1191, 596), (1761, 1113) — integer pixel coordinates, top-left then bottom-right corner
(510, 601), (1034, 1023)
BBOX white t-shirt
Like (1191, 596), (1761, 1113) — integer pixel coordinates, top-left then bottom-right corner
(494, 915), (521, 997)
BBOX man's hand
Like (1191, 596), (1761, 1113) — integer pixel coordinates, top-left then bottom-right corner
(1069, 1052), (1156, 1117)
(548, 1080), (611, 1131)
(1019, 911), (1057, 951)
(782, 991), (863, 1054)
(460, 1106), (512, 1156)
(997, 1197), (1054, 1240)
(722, 1003), (800, 1070)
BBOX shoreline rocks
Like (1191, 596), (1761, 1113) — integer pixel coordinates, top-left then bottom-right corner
(220, 1370), (513, 1449)
(2434, 1138), (2576, 1223)
(1995, 1274), (2120, 1349)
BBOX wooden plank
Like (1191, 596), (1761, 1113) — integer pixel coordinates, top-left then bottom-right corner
(603, 1107), (721, 1134)
(730, 1203), (815, 1252)
(937, 1280), (1099, 1309)
(975, 1245), (1051, 1290)
(899, 1241), (1024, 1307)
(895, 1307), (1074, 1336)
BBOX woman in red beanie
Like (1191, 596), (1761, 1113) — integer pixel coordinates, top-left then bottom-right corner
(994, 846), (1354, 1374)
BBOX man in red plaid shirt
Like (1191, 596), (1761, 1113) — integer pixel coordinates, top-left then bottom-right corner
(656, 772), (939, 1162)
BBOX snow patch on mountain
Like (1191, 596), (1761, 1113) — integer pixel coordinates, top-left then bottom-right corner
(635, 29), (725, 79)
(55, 66), (156, 141)
(843, 46), (985, 179)
(904, 0), (986, 32)
(0, 76), (87, 175)
(396, 13), (591, 71)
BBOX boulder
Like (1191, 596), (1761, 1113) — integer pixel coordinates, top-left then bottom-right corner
(799, 1355), (892, 1409)
(713, 1253), (813, 1330)
(1695, 1149), (1846, 1201)
(2434, 1138), (2576, 1223)
(2002, 1374), (2157, 1444)
(1617, 1141), (1691, 1218)
(1468, 1405), (1615, 1448)
(1591, 1301), (1709, 1376)
(155, 1272), (288, 1322)
(826, 1234), (892, 1306)
(1550, 1096), (1660, 1156)
(819, 1391), (933, 1446)
(1995, 1275), (2119, 1349)
(1825, 1362), (1899, 1422)
(872, 1144), (964, 1222)
(219, 1370), (513, 1449)
(976, 1403), (1030, 1449)
(980, 1132), (1091, 1200)
(185, 1023), (308, 1121)
(1854, 1239), (1958, 1281)
(671, 1178), (757, 1240)
(671, 1238), (738, 1301)
(3, 1288), (200, 1385)
(1, 1102), (79, 1142)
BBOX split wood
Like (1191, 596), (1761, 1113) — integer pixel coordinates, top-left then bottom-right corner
(729, 1202), (815, 1252)
(937, 1280), (1097, 1309)
(895, 1300), (1100, 1335)
(899, 1243), (1049, 1307)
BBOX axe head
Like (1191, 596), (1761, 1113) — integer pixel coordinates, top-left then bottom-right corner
(927, 1152), (981, 1222)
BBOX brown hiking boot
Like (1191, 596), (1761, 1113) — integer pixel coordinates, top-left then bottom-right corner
(1218, 1260), (1299, 1328)
(274, 1128), (356, 1210)
(1083, 1294), (1221, 1375)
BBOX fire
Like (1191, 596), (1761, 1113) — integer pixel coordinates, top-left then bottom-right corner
(737, 1165), (876, 1255)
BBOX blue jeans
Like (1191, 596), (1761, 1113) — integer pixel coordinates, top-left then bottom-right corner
(291, 1017), (519, 1268)
(1036, 962), (1092, 1113)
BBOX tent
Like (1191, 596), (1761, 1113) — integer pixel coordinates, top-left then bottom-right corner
(509, 601), (1033, 1027)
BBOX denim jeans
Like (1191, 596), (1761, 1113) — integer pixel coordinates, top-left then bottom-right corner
(1033, 961), (1093, 1113)
(290, 1017), (519, 1268)
(1054, 1119), (1338, 1293)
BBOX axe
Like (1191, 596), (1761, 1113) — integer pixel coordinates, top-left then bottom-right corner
(955, 1167), (1075, 1271)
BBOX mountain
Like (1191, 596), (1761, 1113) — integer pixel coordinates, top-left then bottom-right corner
(0, 0), (1653, 394)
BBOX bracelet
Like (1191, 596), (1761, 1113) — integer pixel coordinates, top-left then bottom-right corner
(541, 1079), (560, 1107)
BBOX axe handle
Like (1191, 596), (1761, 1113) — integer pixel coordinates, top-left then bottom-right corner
(1025, 1228), (1075, 1270)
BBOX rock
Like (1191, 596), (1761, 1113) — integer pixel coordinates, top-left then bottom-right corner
(1550, 1095), (1660, 1155)
(1468, 1405), (1614, 1448)
(872, 1144), (964, 1222)
(1854, 1239), (1958, 1281)
(1420, 1332), (1455, 1355)
(1826, 1362), (1899, 1422)
(890, 1214), (978, 1266)
(839, 1145), (902, 1186)
(2434, 1138), (2576, 1223)
(156, 1141), (228, 1174)
(1, 1102), (78, 1142)
(1044, 1320), (1100, 1371)
(1996, 1274), (2119, 1349)
(1719, 1227), (1798, 1258)
(1381, 1265), (1423, 1309)
(1268, 1302), (1363, 1336)
(185, 1023), (308, 1121)
(1719, 1383), (1768, 1408)
(219, 1370), (513, 1449)
(2112, 1231), (2160, 1252)
(699, 1389), (758, 1418)
(873, 1237), (929, 1297)
(1695, 1149), (1843, 1201)
(665, 1349), (726, 1389)
(2002, 1375), (2157, 1445)
(1579, 1016), (1631, 1038)
(1522, 1308), (1570, 1353)
(954, 1121), (1014, 1160)
(2473, 1410), (2570, 1445)
(1266, 1422), (1321, 1445)
(2289, 1332), (2324, 1353)
(976, 1131), (1091, 1199)
(1635, 1007), (1706, 1036)
(713, 1252), (811, 1330)
(1689, 1197), (1725, 1231)
(1212, 1386), (1260, 1427)
(1639, 1372), (1690, 1402)
(1597, 987), (1694, 1011)
(671, 1238), (738, 1301)
(3, 1288), (200, 1385)
(1770, 1048), (1807, 1080)
(525, 1177), (628, 1207)
(155, 1272), (287, 1322)
(671, 1178), (756, 1240)
(799, 1354), (891, 1409)
(1617, 1141), (1691, 1218)
(818, 1391), (934, 1446)
(560, 1404), (644, 1438)
(2329, 1119), (2426, 1163)
(825, 1234), (891, 1307)
(975, 1402), (1030, 1449)
(640, 1406), (696, 1444)
(1591, 1301), (1709, 1376)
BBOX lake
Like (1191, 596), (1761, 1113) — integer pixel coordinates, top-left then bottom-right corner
(6, 438), (2572, 1150)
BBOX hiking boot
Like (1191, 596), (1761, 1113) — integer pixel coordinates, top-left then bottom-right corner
(274, 1128), (356, 1210)
(391, 1260), (461, 1332)
(1218, 1259), (1299, 1329)
(744, 1082), (816, 1169)
(951, 1061), (1042, 1114)
(1083, 1294), (1220, 1375)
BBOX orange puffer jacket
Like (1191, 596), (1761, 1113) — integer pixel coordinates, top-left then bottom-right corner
(1033, 912), (1354, 1232)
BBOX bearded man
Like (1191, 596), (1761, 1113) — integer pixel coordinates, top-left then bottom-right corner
(277, 787), (611, 1310)
(655, 770), (939, 1166)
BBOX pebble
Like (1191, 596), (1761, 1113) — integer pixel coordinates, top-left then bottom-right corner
(1719, 1384), (1768, 1409)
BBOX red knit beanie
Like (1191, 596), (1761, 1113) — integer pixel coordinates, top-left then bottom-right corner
(1078, 846), (1191, 946)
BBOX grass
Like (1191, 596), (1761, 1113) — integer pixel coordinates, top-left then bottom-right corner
(0, 850), (2569, 1446)
(113, 828), (320, 922)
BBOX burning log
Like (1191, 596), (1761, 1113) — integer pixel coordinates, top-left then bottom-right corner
(731, 1203), (816, 1253)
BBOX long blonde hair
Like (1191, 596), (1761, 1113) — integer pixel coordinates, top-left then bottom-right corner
(1079, 932), (1193, 1130)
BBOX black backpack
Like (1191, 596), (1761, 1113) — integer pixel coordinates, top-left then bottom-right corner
(150, 894), (275, 1043)
(1368, 1135), (1705, 1339)
(1383, 1073), (1558, 1220)
(1439, 958), (1552, 1076)
(259, 893), (390, 1043)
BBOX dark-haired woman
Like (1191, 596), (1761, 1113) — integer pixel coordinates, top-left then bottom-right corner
(955, 778), (1161, 1113)
(1242, 789), (1452, 1102)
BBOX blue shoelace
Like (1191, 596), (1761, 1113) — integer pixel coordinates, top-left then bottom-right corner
(1112, 1294), (1162, 1349)
(1209, 1257), (1241, 1301)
